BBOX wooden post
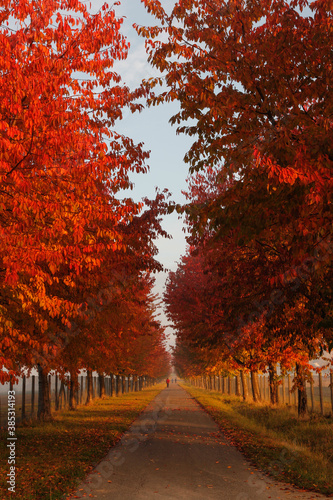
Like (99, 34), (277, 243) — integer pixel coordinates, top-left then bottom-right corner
(282, 377), (286, 405)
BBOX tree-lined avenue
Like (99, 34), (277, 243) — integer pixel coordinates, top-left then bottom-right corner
(70, 384), (327, 500)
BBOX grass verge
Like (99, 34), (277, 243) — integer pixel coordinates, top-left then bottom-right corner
(181, 383), (333, 497)
(0, 384), (164, 500)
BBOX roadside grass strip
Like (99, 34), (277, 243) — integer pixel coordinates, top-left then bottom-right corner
(0, 384), (164, 500)
(182, 383), (333, 497)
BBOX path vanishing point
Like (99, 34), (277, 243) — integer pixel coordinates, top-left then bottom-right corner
(71, 384), (329, 500)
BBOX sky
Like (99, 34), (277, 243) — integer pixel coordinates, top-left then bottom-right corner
(94, 0), (194, 347)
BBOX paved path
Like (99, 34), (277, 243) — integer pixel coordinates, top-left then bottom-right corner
(71, 384), (329, 500)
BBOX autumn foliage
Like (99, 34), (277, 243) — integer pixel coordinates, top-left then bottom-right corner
(0, 0), (171, 407)
(140, 0), (333, 414)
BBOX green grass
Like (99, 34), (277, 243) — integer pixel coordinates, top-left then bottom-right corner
(0, 384), (163, 500)
(181, 383), (333, 496)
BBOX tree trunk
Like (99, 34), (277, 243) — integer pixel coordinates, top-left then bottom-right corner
(69, 371), (78, 410)
(310, 376), (314, 412)
(240, 370), (249, 401)
(296, 363), (308, 417)
(85, 370), (93, 404)
(110, 374), (115, 396)
(115, 375), (120, 395)
(235, 374), (241, 396)
(22, 375), (26, 421)
(250, 370), (261, 402)
(37, 364), (52, 420)
(269, 363), (279, 405)
(98, 373), (105, 398)
(59, 380), (65, 409)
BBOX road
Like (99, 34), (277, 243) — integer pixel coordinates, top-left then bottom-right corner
(70, 384), (329, 500)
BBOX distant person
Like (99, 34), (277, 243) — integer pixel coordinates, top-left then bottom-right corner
(166, 378), (170, 388)
(171, 378), (174, 383)
(175, 377), (177, 383)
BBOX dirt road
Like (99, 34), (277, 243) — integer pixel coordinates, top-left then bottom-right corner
(70, 384), (328, 500)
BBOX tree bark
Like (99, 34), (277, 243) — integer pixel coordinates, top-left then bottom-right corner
(296, 363), (308, 417)
(240, 370), (249, 401)
(269, 363), (279, 405)
(69, 371), (78, 410)
(98, 373), (105, 398)
(250, 370), (261, 402)
(110, 374), (115, 396)
(310, 376), (315, 412)
(85, 370), (93, 404)
(37, 364), (52, 420)
(235, 374), (241, 396)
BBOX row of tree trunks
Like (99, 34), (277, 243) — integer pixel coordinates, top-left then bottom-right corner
(36, 370), (153, 420)
(189, 366), (309, 417)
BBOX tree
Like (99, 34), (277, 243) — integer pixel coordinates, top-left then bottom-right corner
(0, 0), (158, 393)
(139, 0), (333, 281)
(140, 1), (333, 414)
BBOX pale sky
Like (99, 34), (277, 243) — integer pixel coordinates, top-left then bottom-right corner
(96, 0), (193, 346)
